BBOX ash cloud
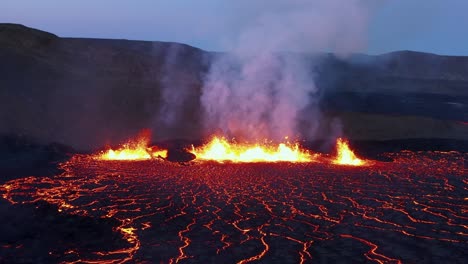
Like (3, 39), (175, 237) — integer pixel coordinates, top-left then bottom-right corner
(201, 0), (373, 142)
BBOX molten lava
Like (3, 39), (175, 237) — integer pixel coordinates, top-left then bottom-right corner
(98, 130), (167, 161)
(333, 138), (366, 166)
(1, 150), (465, 263)
(191, 136), (313, 163)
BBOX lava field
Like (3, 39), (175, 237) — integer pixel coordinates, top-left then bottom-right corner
(1, 151), (467, 263)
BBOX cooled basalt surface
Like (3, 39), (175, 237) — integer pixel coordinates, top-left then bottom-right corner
(1, 151), (466, 263)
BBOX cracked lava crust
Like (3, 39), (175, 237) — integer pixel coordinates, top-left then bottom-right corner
(1, 151), (467, 263)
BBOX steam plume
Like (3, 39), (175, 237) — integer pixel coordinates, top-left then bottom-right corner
(201, 0), (372, 142)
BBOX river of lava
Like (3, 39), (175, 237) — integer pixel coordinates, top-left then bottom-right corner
(191, 136), (314, 163)
(0, 151), (466, 263)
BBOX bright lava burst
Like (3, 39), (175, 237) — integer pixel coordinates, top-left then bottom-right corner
(333, 138), (366, 166)
(191, 136), (313, 163)
(98, 130), (167, 161)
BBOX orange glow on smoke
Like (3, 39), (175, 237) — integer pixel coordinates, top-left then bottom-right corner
(191, 136), (313, 163)
(98, 130), (167, 161)
(333, 138), (365, 166)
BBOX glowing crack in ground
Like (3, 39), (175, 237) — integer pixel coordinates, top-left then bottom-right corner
(1, 151), (466, 263)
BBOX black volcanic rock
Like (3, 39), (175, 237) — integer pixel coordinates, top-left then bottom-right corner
(0, 134), (73, 183)
(166, 149), (196, 163)
(0, 24), (467, 149)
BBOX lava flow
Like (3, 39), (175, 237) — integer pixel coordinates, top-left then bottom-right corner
(1, 132), (467, 263)
(333, 138), (366, 166)
(0, 150), (466, 263)
(98, 130), (167, 161)
(190, 136), (313, 163)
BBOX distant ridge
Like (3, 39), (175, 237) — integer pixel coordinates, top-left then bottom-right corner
(0, 23), (57, 49)
(0, 23), (466, 148)
(0, 23), (57, 37)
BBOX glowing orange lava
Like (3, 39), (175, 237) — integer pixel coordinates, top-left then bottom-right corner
(98, 130), (167, 161)
(191, 136), (313, 163)
(333, 138), (366, 166)
(1, 150), (465, 263)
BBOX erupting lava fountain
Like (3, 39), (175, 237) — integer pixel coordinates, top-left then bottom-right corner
(98, 130), (167, 161)
(95, 129), (367, 165)
(190, 136), (314, 163)
(333, 138), (367, 166)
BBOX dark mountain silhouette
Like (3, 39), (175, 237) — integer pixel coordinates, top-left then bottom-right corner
(0, 23), (467, 149)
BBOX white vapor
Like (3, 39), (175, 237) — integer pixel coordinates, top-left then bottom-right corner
(201, 0), (373, 142)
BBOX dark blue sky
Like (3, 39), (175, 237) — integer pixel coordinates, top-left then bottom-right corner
(1, 0), (468, 55)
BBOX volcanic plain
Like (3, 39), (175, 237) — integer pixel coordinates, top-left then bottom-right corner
(1, 150), (466, 263)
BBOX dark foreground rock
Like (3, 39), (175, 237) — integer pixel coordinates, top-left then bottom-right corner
(0, 200), (126, 263)
(166, 149), (197, 162)
(0, 134), (74, 183)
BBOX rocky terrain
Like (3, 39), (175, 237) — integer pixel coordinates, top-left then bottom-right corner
(0, 23), (467, 150)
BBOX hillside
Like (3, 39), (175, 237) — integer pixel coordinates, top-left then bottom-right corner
(0, 24), (467, 149)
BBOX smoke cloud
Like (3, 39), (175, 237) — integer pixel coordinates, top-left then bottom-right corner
(156, 44), (201, 140)
(201, 0), (372, 142)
